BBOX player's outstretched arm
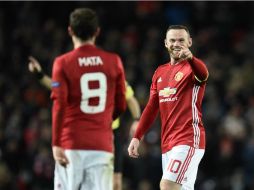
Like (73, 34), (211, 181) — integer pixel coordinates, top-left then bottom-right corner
(28, 56), (52, 90)
(128, 138), (140, 158)
(177, 47), (209, 82)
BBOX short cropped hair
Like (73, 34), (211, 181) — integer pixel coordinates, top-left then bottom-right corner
(69, 8), (99, 41)
(166, 25), (190, 36)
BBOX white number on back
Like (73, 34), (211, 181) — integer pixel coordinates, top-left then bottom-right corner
(80, 72), (107, 114)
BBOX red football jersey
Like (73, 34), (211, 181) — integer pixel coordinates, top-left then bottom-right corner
(134, 57), (208, 153)
(51, 44), (126, 153)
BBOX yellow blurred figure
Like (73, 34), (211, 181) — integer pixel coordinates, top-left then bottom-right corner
(112, 82), (134, 130)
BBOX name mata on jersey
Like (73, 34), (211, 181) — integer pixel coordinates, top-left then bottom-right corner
(78, 56), (103, 66)
(52, 56), (103, 88)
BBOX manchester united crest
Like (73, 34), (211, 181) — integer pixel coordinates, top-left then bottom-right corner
(174, 72), (184, 81)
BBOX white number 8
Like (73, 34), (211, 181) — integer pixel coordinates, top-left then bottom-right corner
(80, 72), (107, 114)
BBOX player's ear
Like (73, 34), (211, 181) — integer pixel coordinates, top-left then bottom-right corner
(68, 26), (74, 37)
(188, 37), (192, 47)
(164, 39), (168, 48)
(95, 27), (101, 37)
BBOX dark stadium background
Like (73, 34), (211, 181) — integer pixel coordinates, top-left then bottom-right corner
(0, 1), (254, 190)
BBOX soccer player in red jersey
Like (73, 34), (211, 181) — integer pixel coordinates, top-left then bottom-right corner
(30, 8), (126, 190)
(128, 25), (209, 190)
(28, 59), (140, 190)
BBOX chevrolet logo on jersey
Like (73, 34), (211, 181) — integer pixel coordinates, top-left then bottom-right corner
(159, 87), (177, 97)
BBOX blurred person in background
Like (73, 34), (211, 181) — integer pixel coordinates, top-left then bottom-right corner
(28, 57), (141, 190)
(0, 161), (13, 189)
(28, 8), (127, 190)
(128, 25), (209, 190)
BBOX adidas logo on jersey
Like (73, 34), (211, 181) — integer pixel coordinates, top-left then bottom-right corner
(78, 56), (103, 66)
(157, 77), (162, 83)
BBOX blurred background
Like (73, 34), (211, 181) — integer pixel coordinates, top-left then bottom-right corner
(0, 1), (254, 190)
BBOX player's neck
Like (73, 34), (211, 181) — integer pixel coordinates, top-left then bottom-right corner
(170, 58), (183, 65)
(72, 36), (96, 49)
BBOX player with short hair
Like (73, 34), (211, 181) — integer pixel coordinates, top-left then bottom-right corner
(28, 58), (140, 190)
(128, 25), (209, 190)
(29, 8), (126, 190)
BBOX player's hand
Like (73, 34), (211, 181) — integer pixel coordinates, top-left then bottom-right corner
(179, 46), (193, 60)
(52, 146), (69, 167)
(128, 138), (140, 158)
(129, 120), (139, 138)
(28, 56), (42, 73)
